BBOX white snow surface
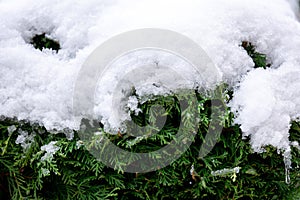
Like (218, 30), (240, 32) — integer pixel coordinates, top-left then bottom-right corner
(0, 0), (300, 153)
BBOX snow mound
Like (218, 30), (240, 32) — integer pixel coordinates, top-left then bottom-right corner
(0, 0), (299, 154)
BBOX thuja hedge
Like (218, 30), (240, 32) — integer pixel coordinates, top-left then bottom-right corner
(0, 103), (300, 199)
(1, 34), (300, 199)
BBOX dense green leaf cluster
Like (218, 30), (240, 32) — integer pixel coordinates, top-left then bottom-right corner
(0, 92), (300, 199)
(30, 33), (60, 52)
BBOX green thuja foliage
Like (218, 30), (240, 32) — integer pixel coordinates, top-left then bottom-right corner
(241, 41), (270, 69)
(0, 88), (300, 199)
(0, 118), (119, 200)
(31, 33), (60, 52)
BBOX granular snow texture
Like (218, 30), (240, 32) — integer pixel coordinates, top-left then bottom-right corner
(0, 0), (299, 153)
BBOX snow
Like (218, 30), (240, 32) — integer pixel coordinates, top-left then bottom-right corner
(230, 65), (300, 152)
(7, 125), (16, 135)
(211, 167), (241, 177)
(0, 0), (300, 156)
(40, 141), (59, 161)
(15, 129), (35, 150)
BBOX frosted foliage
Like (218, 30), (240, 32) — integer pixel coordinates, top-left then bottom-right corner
(41, 141), (59, 161)
(291, 141), (300, 151)
(127, 96), (142, 115)
(211, 167), (241, 176)
(93, 50), (198, 133)
(0, 0), (299, 153)
(41, 168), (50, 176)
(7, 125), (17, 135)
(15, 130), (35, 150)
